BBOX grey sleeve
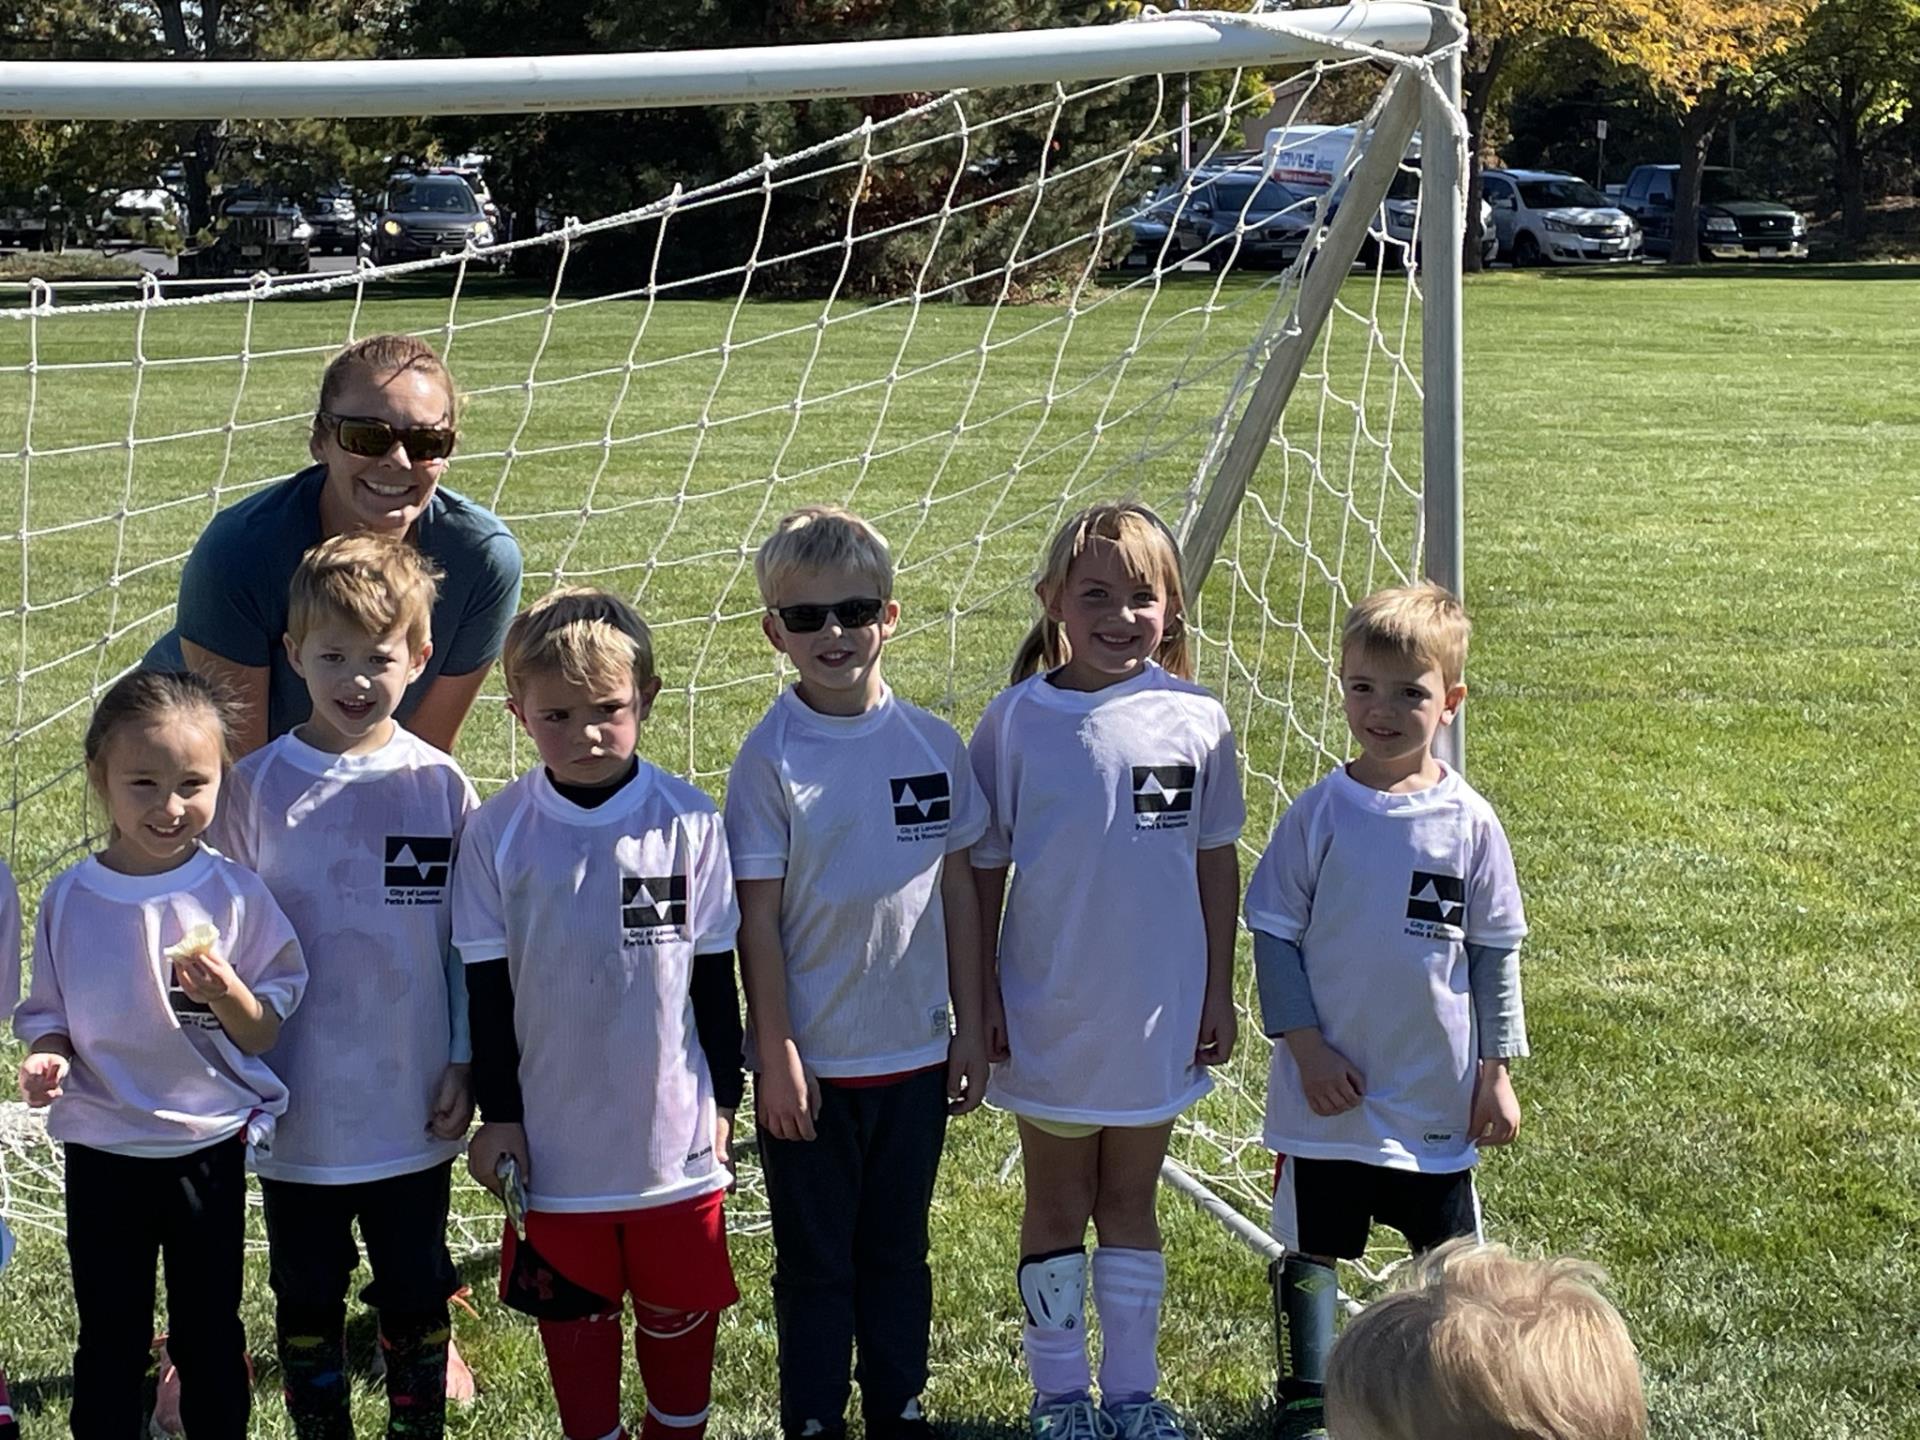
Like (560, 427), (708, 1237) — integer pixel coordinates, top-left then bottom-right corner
(1467, 943), (1528, 1059)
(1253, 929), (1320, 1038)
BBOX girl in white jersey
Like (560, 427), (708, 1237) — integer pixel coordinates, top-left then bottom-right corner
(970, 505), (1244, 1440)
(13, 670), (307, 1440)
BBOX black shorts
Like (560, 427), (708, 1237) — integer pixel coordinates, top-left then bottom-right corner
(1271, 1154), (1480, 1260)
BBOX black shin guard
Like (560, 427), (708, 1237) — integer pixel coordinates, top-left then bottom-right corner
(377, 1307), (451, 1440)
(277, 1303), (353, 1440)
(1277, 1256), (1337, 1401)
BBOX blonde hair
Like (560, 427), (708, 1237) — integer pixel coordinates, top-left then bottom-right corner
(1342, 581), (1471, 688)
(1011, 502), (1190, 685)
(1326, 1240), (1648, 1440)
(316, 333), (458, 427)
(287, 533), (443, 654)
(502, 586), (655, 698)
(754, 505), (894, 606)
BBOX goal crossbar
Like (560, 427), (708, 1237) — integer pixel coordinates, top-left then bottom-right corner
(0, 3), (1440, 120)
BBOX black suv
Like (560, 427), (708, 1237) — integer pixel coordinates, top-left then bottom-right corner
(364, 175), (496, 265)
(178, 187), (312, 277)
(1618, 165), (1807, 260)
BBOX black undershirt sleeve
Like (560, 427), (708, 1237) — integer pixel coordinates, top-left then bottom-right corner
(691, 950), (745, 1112)
(466, 958), (524, 1124)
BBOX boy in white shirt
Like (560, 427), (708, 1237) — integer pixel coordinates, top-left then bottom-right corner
(726, 507), (987, 1440)
(1243, 583), (1529, 1436)
(207, 533), (477, 1440)
(455, 588), (744, 1440)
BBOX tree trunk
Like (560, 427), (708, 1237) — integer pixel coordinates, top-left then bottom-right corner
(1835, 77), (1867, 248)
(1459, 35), (1510, 275)
(1670, 90), (1724, 267)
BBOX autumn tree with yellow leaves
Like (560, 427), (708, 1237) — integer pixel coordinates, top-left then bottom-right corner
(1456, 0), (1809, 267)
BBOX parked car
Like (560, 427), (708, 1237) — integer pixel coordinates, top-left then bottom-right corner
(1480, 169), (1640, 265)
(1616, 165), (1807, 260)
(93, 183), (181, 247)
(1374, 168), (1500, 268)
(1263, 126), (1497, 267)
(1179, 169), (1321, 268)
(305, 187), (358, 255)
(364, 174), (496, 265)
(426, 165), (502, 230)
(0, 190), (71, 250)
(1117, 183), (1209, 268)
(178, 187), (312, 276)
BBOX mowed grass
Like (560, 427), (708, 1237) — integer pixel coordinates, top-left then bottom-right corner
(0, 261), (1914, 1439)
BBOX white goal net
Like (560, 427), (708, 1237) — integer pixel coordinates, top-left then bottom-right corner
(0, 3), (1466, 1290)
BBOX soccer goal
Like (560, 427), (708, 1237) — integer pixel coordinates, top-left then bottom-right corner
(0, 0), (1468, 1340)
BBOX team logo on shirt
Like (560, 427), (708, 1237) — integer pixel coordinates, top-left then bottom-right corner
(1406, 870), (1467, 938)
(621, 875), (686, 944)
(385, 835), (453, 906)
(1132, 765), (1196, 830)
(166, 976), (222, 1030)
(890, 773), (952, 842)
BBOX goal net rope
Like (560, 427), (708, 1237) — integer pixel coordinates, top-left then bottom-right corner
(0, 3), (1465, 1296)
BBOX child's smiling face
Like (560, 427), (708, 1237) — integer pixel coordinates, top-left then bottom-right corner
(286, 615), (426, 754)
(1047, 538), (1172, 691)
(93, 712), (225, 874)
(1340, 645), (1465, 787)
(763, 563), (898, 716)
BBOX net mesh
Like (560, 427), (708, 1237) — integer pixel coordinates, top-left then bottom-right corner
(0, 21), (1454, 1286)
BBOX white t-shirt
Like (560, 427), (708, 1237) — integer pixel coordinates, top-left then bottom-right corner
(209, 729), (478, 1184)
(11, 847), (307, 1157)
(451, 762), (741, 1214)
(970, 663), (1244, 1125)
(0, 860), (20, 1019)
(726, 686), (987, 1078)
(1246, 764), (1528, 1173)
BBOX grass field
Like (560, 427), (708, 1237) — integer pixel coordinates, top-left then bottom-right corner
(0, 260), (1915, 1439)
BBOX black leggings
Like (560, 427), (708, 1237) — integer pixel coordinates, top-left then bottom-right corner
(65, 1137), (251, 1440)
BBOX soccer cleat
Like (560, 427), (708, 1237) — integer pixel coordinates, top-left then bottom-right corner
(1273, 1395), (1329, 1440)
(1030, 1397), (1118, 1440)
(865, 1396), (936, 1440)
(0, 1361), (18, 1440)
(1103, 1397), (1188, 1440)
(148, 1339), (183, 1438)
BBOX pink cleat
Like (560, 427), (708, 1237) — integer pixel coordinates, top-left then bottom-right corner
(147, 1338), (182, 1438)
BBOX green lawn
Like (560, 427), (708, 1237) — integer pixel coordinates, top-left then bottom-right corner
(0, 260), (1915, 1439)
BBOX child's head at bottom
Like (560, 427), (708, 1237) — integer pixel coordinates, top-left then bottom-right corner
(503, 586), (661, 786)
(1325, 1238), (1647, 1440)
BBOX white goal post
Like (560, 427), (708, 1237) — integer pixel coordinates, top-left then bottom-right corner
(0, 0), (1470, 1346)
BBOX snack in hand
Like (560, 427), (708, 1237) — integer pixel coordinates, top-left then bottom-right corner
(163, 922), (220, 963)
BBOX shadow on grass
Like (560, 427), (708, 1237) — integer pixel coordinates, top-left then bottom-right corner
(1530, 260), (1920, 282)
(8, 1369), (72, 1416)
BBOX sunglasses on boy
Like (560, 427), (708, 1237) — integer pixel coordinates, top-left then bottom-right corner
(769, 597), (887, 633)
(319, 412), (459, 462)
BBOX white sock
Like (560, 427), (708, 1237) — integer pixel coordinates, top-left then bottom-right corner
(1023, 1322), (1092, 1404)
(1092, 1246), (1165, 1404)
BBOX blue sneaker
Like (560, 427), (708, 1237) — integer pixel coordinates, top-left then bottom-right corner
(1103, 1397), (1188, 1440)
(1031, 1397), (1118, 1440)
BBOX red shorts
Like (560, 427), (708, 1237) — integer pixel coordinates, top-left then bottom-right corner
(500, 1188), (739, 1314)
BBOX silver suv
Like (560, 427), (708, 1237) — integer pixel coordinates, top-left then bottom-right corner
(1481, 169), (1640, 265)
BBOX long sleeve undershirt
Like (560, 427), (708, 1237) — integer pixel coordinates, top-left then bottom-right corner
(465, 951), (745, 1122)
(1252, 929), (1528, 1060)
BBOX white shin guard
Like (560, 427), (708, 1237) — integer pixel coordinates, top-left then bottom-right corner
(1020, 1248), (1091, 1401)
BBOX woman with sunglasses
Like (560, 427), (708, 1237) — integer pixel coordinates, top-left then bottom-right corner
(148, 333), (522, 760)
(138, 335), (517, 1423)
